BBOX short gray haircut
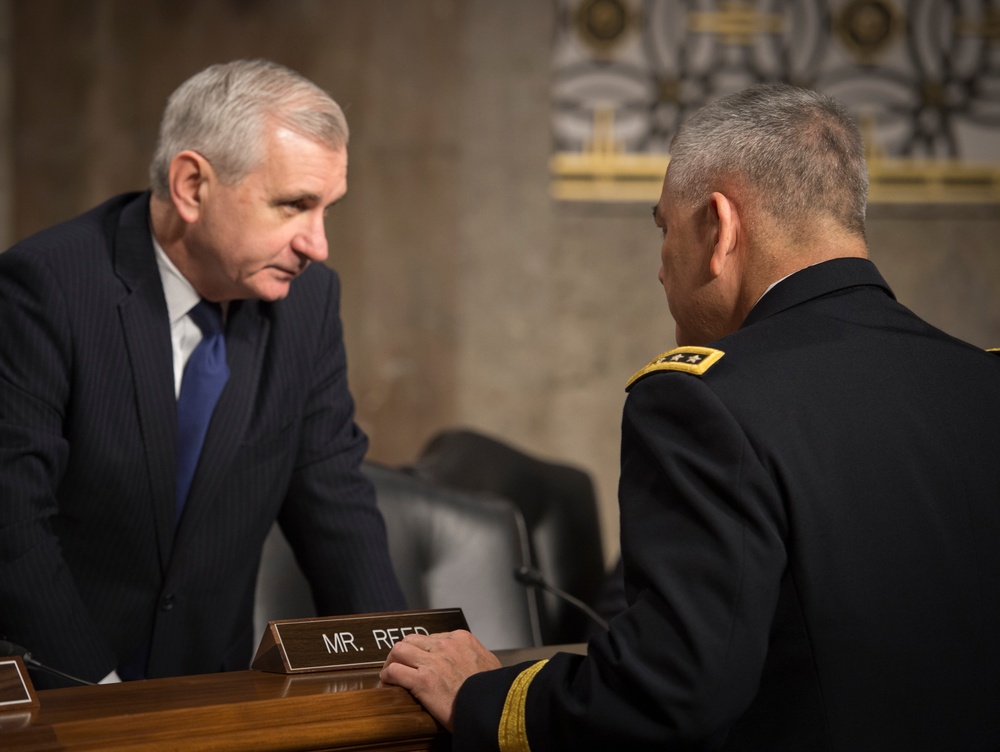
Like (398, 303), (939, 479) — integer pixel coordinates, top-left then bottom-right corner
(149, 59), (349, 197)
(667, 84), (868, 238)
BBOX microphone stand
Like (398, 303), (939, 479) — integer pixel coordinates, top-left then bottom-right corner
(0, 639), (96, 686)
(514, 565), (609, 632)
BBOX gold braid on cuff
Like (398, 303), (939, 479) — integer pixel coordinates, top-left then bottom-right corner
(497, 659), (548, 752)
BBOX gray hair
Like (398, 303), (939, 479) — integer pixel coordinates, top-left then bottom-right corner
(149, 59), (349, 197)
(667, 84), (868, 238)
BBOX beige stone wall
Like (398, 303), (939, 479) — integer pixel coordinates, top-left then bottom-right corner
(6, 0), (1000, 564)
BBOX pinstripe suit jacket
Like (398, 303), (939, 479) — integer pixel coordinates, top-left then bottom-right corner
(0, 192), (405, 686)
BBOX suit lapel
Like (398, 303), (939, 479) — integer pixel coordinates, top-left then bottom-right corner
(111, 193), (272, 559)
(174, 299), (270, 541)
(112, 194), (178, 572)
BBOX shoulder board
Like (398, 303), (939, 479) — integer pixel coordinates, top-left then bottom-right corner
(626, 347), (725, 391)
(988, 348), (1000, 356)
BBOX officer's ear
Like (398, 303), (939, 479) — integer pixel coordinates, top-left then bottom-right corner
(707, 191), (740, 279)
(168, 150), (214, 224)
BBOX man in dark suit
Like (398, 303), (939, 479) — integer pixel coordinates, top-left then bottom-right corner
(381, 84), (1000, 749)
(0, 59), (405, 687)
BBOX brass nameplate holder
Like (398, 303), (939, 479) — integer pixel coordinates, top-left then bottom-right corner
(251, 608), (468, 674)
(0, 657), (38, 712)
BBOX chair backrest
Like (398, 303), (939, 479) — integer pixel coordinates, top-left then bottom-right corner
(253, 462), (542, 651)
(411, 429), (606, 644)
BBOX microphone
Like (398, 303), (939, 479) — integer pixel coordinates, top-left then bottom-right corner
(0, 639), (95, 686)
(514, 565), (609, 632)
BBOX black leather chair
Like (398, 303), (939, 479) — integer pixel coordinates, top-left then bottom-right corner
(411, 429), (606, 644)
(253, 462), (542, 651)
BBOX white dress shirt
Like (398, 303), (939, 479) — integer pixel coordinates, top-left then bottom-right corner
(152, 236), (205, 398)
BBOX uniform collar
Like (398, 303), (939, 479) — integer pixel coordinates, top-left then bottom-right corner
(741, 258), (895, 330)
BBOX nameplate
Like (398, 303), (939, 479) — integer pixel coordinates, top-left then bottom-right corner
(251, 608), (469, 674)
(0, 657), (38, 712)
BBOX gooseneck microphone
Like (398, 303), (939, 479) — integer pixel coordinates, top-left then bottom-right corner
(514, 565), (609, 632)
(0, 639), (96, 686)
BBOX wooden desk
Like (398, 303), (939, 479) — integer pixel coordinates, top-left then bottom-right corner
(0, 645), (584, 751)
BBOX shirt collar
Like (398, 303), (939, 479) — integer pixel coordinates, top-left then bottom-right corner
(152, 234), (201, 325)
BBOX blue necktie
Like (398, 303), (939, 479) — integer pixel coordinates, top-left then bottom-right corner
(175, 300), (229, 520)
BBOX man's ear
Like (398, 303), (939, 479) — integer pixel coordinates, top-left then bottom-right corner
(707, 191), (739, 278)
(168, 150), (212, 224)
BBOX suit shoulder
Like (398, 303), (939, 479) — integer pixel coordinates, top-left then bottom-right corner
(626, 347), (725, 391)
(3, 193), (143, 262)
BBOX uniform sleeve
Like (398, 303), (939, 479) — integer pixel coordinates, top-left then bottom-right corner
(0, 249), (120, 684)
(451, 371), (787, 751)
(276, 270), (406, 615)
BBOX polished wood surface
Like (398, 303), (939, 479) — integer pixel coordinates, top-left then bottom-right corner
(0, 645), (586, 751)
(0, 669), (443, 751)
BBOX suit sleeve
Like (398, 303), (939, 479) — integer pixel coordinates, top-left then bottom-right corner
(276, 270), (406, 614)
(0, 249), (120, 683)
(451, 372), (787, 751)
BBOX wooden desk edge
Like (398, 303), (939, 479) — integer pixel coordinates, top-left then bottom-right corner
(0, 643), (586, 751)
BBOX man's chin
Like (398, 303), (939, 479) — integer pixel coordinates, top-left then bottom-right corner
(249, 280), (294, 302)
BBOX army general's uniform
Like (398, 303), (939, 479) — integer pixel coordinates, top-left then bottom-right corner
(453, 258), (1000, 751)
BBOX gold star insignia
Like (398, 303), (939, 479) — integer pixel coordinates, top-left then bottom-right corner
(626, 347), (725, 390)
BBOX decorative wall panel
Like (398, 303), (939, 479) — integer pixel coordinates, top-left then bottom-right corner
(551, 0), (1000, 202)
